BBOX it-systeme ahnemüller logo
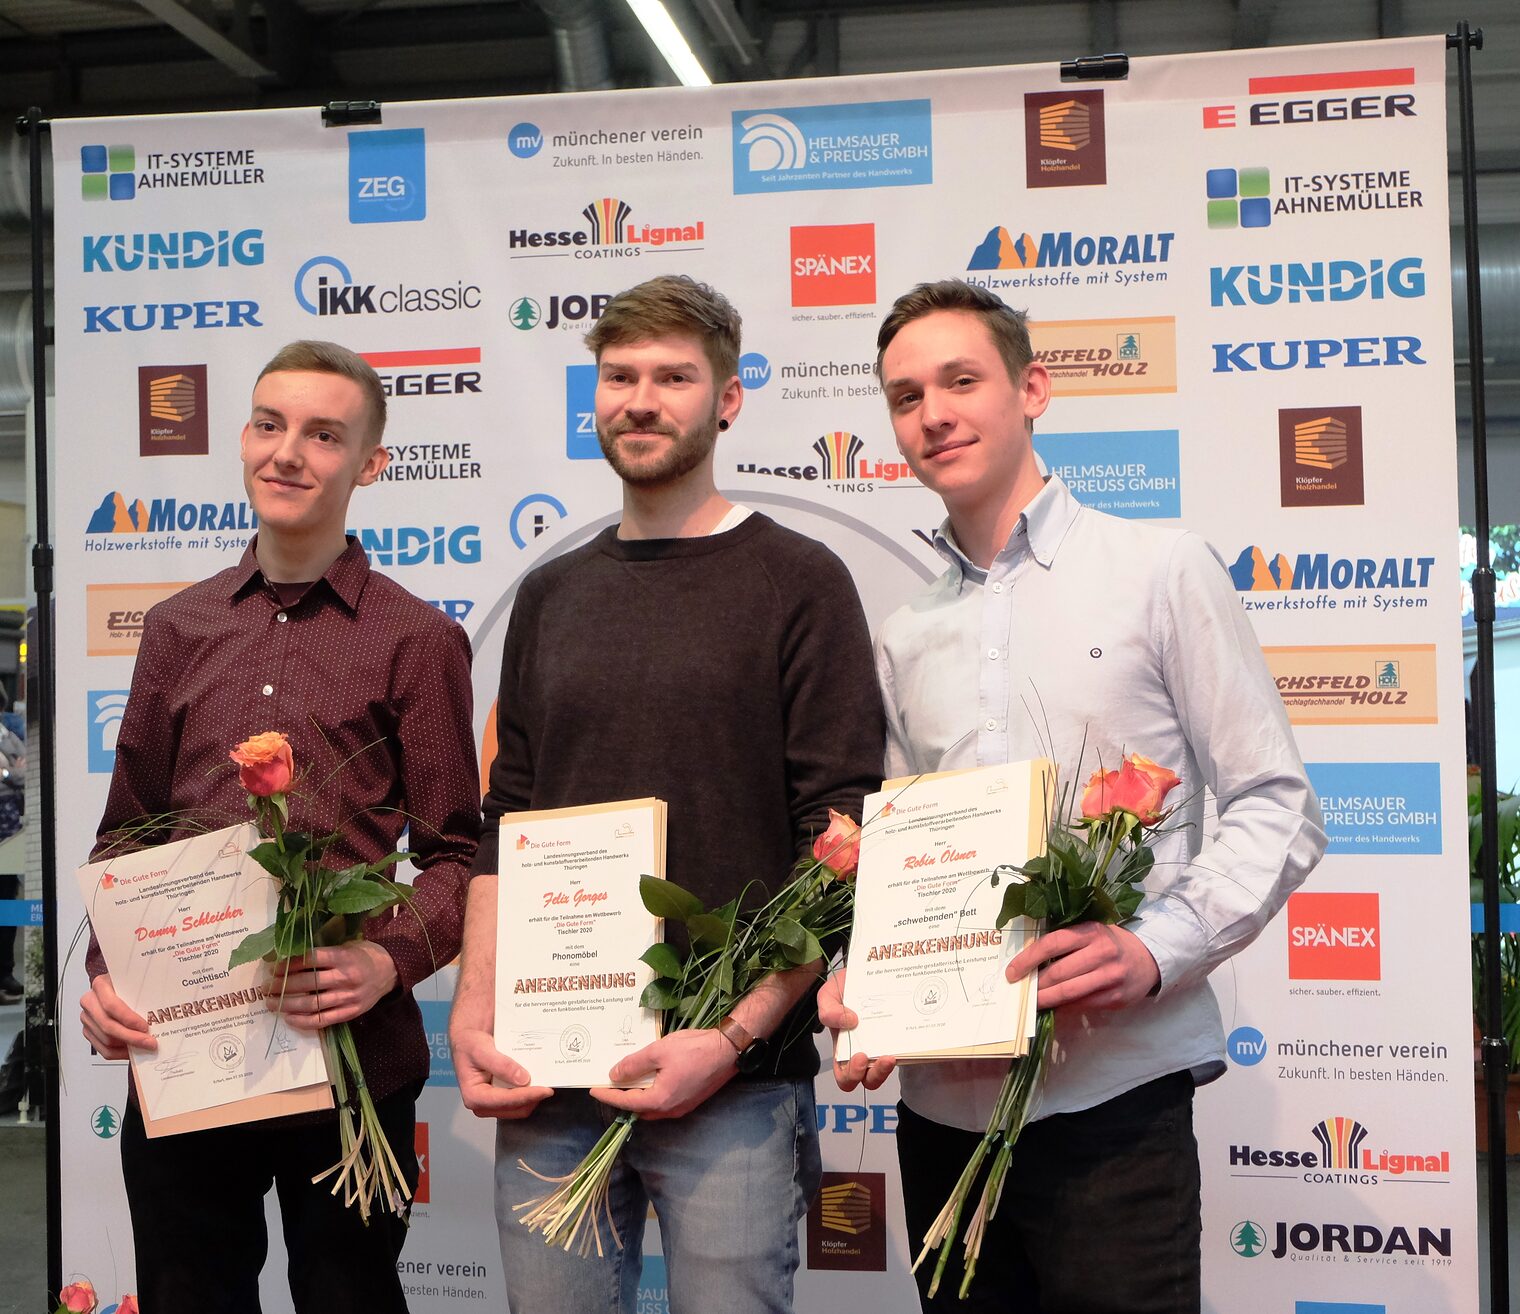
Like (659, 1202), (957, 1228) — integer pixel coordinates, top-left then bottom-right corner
(732, 99), (932, 194)
(88, 690), (130, 773)
(348, 128), (426, 224)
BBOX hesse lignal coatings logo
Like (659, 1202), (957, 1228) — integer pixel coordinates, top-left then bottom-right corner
(508, 198), (704, 259)
(1024, 90), (1106, 188)
(1229, 1112), (1448, 1186)
(790, 225), (875, 306)
(294, 255), (481, 316)
(732, 99), (931, 194)
(1286, 892), (1380, 981)
(736, 433), (915, 492)
(1307, 762), (1441, 855)
(1203, 66), (1417, 129)
(348, 128), (426, 224)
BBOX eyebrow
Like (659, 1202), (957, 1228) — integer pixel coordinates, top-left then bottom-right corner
(251, 406), (350, 432)
(881, 357), (983, 391)
(599, 359), (704, 375)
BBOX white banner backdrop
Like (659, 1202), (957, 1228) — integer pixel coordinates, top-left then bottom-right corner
(49, 33), (1476, 1313)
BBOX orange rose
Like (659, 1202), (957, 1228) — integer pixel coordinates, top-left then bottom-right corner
(117, 1297), (139, 1314)
(229, 731), (294, 797)
(57, 1282), (96, 1314)
(1080, 754), (1178, 826)
(1127, 753), (1181, 812)
(813, 809), (862, 878)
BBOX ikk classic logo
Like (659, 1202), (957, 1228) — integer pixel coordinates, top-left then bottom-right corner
(1287, 891), (1380, 982)
(1307, 762), (1441, 855)
(805, 1172), (887, 1271)
(1228, 543), (1434, 612)
(791, 224), (876, 307)
(87, 690), (130, 773)
(1228, 1111), (1449, 1187)
(966, 224), (1172, 290)
(731, 98), (931, 194)
(294, 255), (482, 316)
(1278, 407), (1364, 508)
(79, 141), (265, 201)
(138, 365), (209, 455)
(1203, 65), (1418, 129)
(1024, 90), (1106, 188)
(507, 198), (705, 259)
(1231, 1216), (1452, 1263)
(1262, 644), (1438, 726)
(85, 491), (256, 552)
(348, 128), (426, 224)
(1031, 431), (1180, 519)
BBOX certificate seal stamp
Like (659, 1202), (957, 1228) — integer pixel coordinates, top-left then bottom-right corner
(560, 1024), (591, 1061)
(210, 1032), (246, 1071)
(913, 977), (946, 1016)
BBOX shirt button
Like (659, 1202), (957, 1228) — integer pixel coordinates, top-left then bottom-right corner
(276, 612), (288, 623)
(262, 684), (274, 696)
(992, 582), (1003, 594)
(988, 648), (999, 660)
(984, 719), (997, 732)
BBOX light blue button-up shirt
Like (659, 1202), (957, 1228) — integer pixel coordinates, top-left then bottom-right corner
(877, 475), (1326, 1130)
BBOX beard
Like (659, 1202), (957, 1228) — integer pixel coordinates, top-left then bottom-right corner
(596, 407), (720, 487)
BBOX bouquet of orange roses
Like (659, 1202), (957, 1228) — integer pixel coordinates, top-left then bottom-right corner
(914, 752), (1182, 1299)
(226, 731), (417, 1222)
(516, 809), (863, 1256)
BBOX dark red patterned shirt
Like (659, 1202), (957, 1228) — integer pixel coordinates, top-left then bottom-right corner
(87, 537), (479, 1108)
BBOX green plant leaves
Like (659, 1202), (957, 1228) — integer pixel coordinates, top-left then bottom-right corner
(228, 922), (277, 970)
(640, 943), (685, 979)
(639, 876), (704, 923)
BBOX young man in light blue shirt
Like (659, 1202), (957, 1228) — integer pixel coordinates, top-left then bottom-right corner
(822, 280), (1326, 1312)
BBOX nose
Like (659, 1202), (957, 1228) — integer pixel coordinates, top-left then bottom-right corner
(919, 387), (953, 432)
(271, 426), (304, 466)
(624, 376), (661, 422)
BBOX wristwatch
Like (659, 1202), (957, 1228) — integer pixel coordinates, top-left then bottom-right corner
(716, 1014), (773, 1075)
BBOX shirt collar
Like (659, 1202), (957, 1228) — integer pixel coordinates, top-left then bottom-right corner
(227, 535), (370, 612)
(931, 475), (1083, 585)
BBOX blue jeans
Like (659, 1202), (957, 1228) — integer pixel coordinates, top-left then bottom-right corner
(495, 1079), (820, 1314)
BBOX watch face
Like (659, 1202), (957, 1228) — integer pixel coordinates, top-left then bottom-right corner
(736, 1036), (772, 1076)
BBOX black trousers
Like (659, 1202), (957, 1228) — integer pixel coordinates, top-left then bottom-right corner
(119, 1080), (422, 1314)
(897, 1071), (1201, 1314)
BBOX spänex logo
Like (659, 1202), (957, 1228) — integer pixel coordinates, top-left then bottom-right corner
(138, 365), (208, 455)
(1287, 892), (1380, 981)
(507, 198), (705, 259)
(348, 128), (426, 224)
(1024, 90), (1106, 188)
(293, 255), (482, 316)
(1278, 407), (1364, 508)
(1203, 66), (1417, 129)
(790, 224), (876, 307)
(732, 98), (932, 194)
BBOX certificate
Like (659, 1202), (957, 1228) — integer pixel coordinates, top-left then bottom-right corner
(495, 798), (666, 1087)
(839, 760), (1054, 1063)
(77, 823), (330, 1130)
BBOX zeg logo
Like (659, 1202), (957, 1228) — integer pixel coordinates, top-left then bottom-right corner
(348, 128), (426, 225)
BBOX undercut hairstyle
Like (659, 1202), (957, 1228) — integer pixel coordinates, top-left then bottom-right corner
(255, 340), (387, 444)
(875, 280), (1034, 385)
(584, 275), (743, 382)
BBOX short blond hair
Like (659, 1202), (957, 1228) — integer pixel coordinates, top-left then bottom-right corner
(256, 340), (387, 444)
(584, 276), (742, 382)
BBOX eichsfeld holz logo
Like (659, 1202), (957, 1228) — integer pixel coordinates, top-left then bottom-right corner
(1278, 407), (1364, 508)
(85, 582), (191, 657)
(565, 364), (599, 460)
(1228, 543), (1433, 612)
(1032, 430), (1180, 519)
(1286, 891), (1380, 981)
(1262, 643), (1437, 726)
(1028, 318), (1178, 397)
(138, 365), (208, 456)
(80, 142), (264, 201)
(806, 1172), (887, 1271)
(1203, 65), (1417, 129)
(1306, 762), (1441, 855)
(790, 225), (876, 307)
(1024, 90), (1105, 188)
(348, 127), (426, 225)
(732, 99), (931, 194)
(87, 691), (129, 773)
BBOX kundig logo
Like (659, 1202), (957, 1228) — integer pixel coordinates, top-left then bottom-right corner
(83, 229), (263, 272)
(1209, 256), (1424, 306)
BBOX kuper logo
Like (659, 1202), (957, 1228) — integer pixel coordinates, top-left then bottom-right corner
(1211, 335), (1424, 373)
(1229, 1110), (1449, 1186)
(508, 197), (705, 259)
(817, 1102), (898, 1135)
(736, 433), (915, 492)
(1206, 167), (1272, 228)
(1263, 644), (1437, 726)
(791, 224), (876, 307)
(1233, 1218), (1451, 1263)
(510, 493), (568, 549)
(1287, 892), (1381, 982)
(1210, 257), (1424, 306)
(359, 348), (482, 398)
(1278, 407), (1364, 508)
(1228, 544), (1433, 612)
(294, 255), (481, 316)
(80, 143), (264, 201)
(83, 298), (262, 334)
(348, 525), (482, 567)
(1024, 90), (1106, 188)
(1203, 66), (1417, 129)
(1307, 762), (1441, 855)
(86, 582), (189, 656)
(348, 127), (426, 225)
(138, 365), (209, 456)
(1028, 317), (1178, 397)
(88, 690), (130, 773)
(732, 98), (932, 194)
(510, 293), (612, 332)
(1032, 430), (1180, 519)
(967, 226), (1172, 288)
(86, 492), (257, 551)
(425, 599), (474, 624)
(806, 1172), (887, 1271)
(83, 228), (264, 272)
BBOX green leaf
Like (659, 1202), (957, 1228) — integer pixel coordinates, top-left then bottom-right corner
(770, 917), (808, 951)
(1114, 886), (1144, 920)
(715, 955), (735, 997)
(1120, 845), (1155, 885)
(326, 880), (399, 915)
(640, 876), (704, 923)
(327, 862), (369, 891)
(996, 884), (1028, 929)
(640, 943), (685, 979)
(228, 922), (278, 971)
(1024, 885), (1048, 919)
(367, 851), (410, 877)
(1085, 887), (1119, 924)
(781, 929), (824, 967)
(273, 915), (312, 960)
(248, 840), (293, 880)
(639, 979), (682, 1011)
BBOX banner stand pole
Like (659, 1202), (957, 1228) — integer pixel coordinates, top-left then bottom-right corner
(1447, 21), (1507, 1314)
(14, 104), (61, 1312)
